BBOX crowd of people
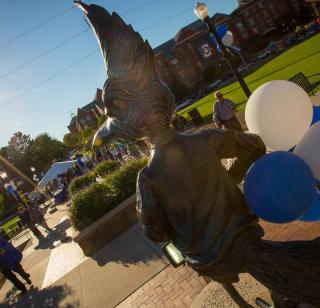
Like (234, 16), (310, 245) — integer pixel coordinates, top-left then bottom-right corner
(44, 143), (145, 195)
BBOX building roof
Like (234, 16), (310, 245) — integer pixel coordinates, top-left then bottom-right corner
(68, 116), (77, 130)
(153, 38), (176, 57)
(153, 12), (232, 57)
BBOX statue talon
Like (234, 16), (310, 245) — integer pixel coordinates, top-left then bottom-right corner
(75, 3), (320, 307)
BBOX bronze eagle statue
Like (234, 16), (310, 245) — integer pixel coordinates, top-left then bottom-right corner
(74, 2), (320, 306)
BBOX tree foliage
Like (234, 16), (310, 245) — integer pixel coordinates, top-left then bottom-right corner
(98, 114), (107, 128)
(6, 132), (33, 164)
(28, 133), (68, 173)
(63, 132), (82, 149)
(1, 132), (68, 177)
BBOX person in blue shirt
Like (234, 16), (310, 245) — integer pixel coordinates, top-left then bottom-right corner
(213, 91), (243, 132)
(0, 239), (32, 293)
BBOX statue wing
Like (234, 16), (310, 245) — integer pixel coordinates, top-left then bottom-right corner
(75, 2), (157, 85)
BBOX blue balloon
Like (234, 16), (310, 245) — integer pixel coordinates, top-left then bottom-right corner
(244, 152), (316, 223)
(216, 24), (228, 38)
(300, 189), (320, 222)
(311, 106), (320, 126)
(6, 185), (14, 193)
(210, 25), (228, 53)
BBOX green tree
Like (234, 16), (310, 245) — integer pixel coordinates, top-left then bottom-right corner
(28, 133), (68, 173)
(6, 132), (33, 163)
(63, 132), (82, 149)
(80, 128), (95, 144)
(5, 132), (33, 175)
(98, 114), (107, 128)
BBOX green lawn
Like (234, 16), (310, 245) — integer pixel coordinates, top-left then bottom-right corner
(179, 33), (320, 121)
(1, 216), (19, 234)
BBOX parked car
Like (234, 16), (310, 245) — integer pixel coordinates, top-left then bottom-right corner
(256, 48), (272, 61)
(207, 79), (222, 90)
(176, 99), (193, 111)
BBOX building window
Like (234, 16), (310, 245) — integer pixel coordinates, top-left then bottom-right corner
(80, 119), (86, 125)
(85, 115), (91, 122)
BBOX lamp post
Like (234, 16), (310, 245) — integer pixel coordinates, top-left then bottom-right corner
(194, 2), (251, 98)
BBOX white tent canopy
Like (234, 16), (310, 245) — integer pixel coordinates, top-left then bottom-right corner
(37, 160), (76, 190)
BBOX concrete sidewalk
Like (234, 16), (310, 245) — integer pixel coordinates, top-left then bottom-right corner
(0, 204), (168, 308)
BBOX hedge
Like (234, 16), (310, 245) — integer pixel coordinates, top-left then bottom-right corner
(69, 160), (121, 196)
(92, 160), (121, 177)
(70, 158), (147, 231)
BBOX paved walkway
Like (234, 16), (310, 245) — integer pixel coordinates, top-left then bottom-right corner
(0, 200), (319, 308)
(0, 204), (168, 308)
(117, 220), (320, 308)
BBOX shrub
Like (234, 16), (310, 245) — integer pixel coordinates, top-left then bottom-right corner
(69, 160), (121, 196)
(70, 158), (148, 231)
(92, 160), (121, 177)
(106, 158), (148, 201)
(69, 173), (96, 196)
(69, 183), (117, 231)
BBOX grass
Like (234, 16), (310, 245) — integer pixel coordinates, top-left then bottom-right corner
(1, 216), (19, 234)
(179, 33), (320, 121)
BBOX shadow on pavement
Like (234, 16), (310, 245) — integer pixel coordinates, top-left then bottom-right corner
(90, 224), (165, 267)
(34, 219), (70, 250)
(1, 284), (79, 308)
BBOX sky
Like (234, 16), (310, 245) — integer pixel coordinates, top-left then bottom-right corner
(0, 0), (238, 147)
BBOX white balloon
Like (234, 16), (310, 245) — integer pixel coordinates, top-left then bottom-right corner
(294, 122), (320, 180)
(222, 31), (233, 46)
(245, 80), (313, 151)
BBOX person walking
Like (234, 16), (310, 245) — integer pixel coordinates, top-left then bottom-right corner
(0, 239), (32, 293)
(28, 204), (51, 232)
(213, 91), (243, 132)
(18, 207), (43, 239)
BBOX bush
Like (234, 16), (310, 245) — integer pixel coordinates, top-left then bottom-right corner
(69, 183), (117, 231)
(70, 158), (148, 231)
(106, 158), (148, 201)
(69, 173), (96, 196)
(69, 160), (121, 196)
(92, 160), (121, 177)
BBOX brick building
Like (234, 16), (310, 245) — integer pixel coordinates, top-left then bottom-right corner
(154, 0), (310, 89)
(68, 88), (105, 133)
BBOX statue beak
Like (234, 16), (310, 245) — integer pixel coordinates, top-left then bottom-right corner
(93, 118), (116, 148)
(73, 1), (90, 15)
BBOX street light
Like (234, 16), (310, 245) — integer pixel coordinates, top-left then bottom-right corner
(194, 2), (251, 98)
(30, 167), (36, 173)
